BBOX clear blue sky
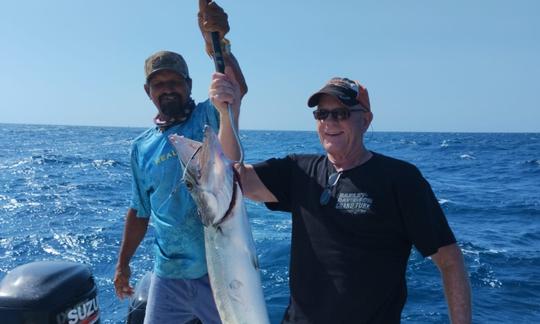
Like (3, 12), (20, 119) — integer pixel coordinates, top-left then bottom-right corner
(1, 0), (539, 132)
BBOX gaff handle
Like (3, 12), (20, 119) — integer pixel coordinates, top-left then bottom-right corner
(211, 32), (225, 73)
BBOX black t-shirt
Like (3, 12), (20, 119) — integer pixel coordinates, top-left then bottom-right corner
(253, 152), (456, 324)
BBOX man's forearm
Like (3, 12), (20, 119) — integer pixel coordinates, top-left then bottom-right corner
(218, 112), (241, 162)
(116, 208), (149, 268)
(224, 53), (247, 97)
(432, 244), (472, 324)
(441, 262), (472, 323)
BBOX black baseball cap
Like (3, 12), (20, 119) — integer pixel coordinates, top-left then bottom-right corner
(307, 77), (371, 111)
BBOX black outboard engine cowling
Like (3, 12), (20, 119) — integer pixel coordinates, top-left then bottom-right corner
(0, 261), (99, 324)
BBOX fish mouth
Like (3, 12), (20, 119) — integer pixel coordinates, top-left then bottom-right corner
(168, 125), (234, 227)
(168, 125), (223, 175)
(169, 134), (203, 177)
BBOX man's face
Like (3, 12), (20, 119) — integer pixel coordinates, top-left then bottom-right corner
(144, 70), (192, 118)
(315, 94), (372, 159)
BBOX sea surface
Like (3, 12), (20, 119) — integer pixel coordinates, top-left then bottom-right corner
(0, 123), (539, 323)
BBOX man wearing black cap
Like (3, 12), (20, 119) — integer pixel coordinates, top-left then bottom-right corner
(113, 1), (247, 323)
(237, 78), (472, 323)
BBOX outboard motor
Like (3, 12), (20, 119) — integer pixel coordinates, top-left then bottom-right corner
(0, 261), (99, 324)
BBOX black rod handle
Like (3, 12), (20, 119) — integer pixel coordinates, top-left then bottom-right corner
(211, 32), (225, 73)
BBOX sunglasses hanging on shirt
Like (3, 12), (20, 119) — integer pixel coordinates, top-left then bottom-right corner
(320, 171), (343, 206)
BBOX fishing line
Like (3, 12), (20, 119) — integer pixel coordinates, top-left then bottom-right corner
(181, 145), (202, 182)
(155, 144), (201, 212)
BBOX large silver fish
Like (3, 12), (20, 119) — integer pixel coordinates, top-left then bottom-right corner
(168, 126), (270, 324)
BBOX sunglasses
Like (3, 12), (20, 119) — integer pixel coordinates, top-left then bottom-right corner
(313, 107), (367, 121)
(320, 171), (342, 206)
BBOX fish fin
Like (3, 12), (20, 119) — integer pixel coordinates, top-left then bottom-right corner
(251, 254), (260, 271)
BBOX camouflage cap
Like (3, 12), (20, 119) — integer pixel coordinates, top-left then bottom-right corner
(144, 51), (189, 80)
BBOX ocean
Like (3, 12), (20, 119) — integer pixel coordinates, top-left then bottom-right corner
(0, 123), (539, 323)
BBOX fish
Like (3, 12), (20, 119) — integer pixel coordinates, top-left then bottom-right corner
(168, 125), (270, 324)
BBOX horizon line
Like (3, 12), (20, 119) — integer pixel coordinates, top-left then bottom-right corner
(1, 122), (539, 134)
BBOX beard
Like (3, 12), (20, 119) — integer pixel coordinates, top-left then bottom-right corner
(158, 93), (185, 118)
(154, 93), (196, 127)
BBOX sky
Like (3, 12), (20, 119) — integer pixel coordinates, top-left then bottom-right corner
(1, 0), (539, 132)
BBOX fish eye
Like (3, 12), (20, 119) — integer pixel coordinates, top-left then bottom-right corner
(185, 180), (194, 191)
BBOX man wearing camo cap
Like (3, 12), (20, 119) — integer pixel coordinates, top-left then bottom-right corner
(114, 1), (247, 323)
(237, 77), (472, 323)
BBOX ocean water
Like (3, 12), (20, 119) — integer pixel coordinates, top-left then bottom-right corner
(0, 123), (539, 323)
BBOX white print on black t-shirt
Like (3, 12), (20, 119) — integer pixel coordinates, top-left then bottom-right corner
(335, 192), (373, 214)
